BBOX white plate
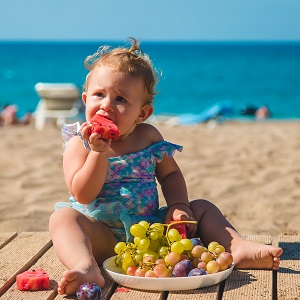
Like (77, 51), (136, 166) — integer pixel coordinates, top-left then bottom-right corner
(103, 256), (234, 291)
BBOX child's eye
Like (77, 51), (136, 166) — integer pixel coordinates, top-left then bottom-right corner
(116, 96), (126, 103)
(96, 92), (104, 98)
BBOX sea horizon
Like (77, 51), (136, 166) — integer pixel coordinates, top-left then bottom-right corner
(1, 40), (300, 120)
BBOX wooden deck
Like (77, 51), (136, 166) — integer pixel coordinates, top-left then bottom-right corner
(0, 232), (299, 299)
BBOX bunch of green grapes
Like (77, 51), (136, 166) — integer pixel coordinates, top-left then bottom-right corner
(114, 221), (166, 272)
(113, 220), (233, 278)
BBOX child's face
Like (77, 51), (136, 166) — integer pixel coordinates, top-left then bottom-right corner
(82, 66), (153, 137)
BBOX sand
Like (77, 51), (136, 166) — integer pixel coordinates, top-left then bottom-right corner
(1, 120), (299, 237)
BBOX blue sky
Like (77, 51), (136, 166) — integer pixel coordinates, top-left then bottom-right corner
(1, 0), (300, 41)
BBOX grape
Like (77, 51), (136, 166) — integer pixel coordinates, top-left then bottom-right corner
(139, 220), (150, 230)
(192, 258), (201, 268)
(200, 251), (214, 263)
(126, 265), (138, 276)
(130, 224), (147, 237)
(188, 268), (206, 276)
(172, 259), (193, 277)
(149, 231), (159, 240)
(135, 267), (149, 277)
(114, 242), (126, 254)
(150, 223), (164, 232)
(206, 260), (220, 274)
(171, 241), (184, 254)
(144, 251), (159, 260)
(216, 256), (229, 271)
(76, 283), (101, 300)
(155, 258), (166, 265)
(167, 229), (181, 242)
(165, 252), (181, 266)
(145, 270), (158, 277)
(122, 259), (134, 272)
(134, 236), (141, 246)
(219, 252), (233, 265)
(179, 253), (189, 261)
(136, 248), (145, 255)
(158, 246), (169, 258)
(115, 254), (122, 267)
(159, 236), (168, 247)
(190, 238), (204, 247)
(149, 223), (164, 239)
(213, 245), (225, 256)
(133, 254), (143, 264)
(180, 239), (193, 251)
(190, 245), (206, 258)
(122, 251), (132, 263)
(153, 263), (169, 278)
(197, 261), (207, 271)
(208, 241), (219, 252)
(149, 239), (160, 252)
(138, 237), (150, 250)
(143, 255), (157, 264)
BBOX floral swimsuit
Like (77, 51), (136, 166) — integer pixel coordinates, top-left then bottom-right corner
(56, 123), (183, 242)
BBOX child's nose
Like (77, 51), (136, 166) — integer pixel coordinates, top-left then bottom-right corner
(100, 97), (113, 111)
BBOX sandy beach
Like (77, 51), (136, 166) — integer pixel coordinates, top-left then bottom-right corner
(1, 120), (299, 238)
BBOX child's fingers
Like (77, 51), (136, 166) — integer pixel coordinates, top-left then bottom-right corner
(81, 123), (92, 139)
(186, 223), (197, 237)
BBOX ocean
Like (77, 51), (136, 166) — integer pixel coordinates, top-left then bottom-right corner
(1, 41), (300, 120)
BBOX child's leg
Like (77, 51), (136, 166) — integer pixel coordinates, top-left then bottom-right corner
(190, 199), (282, 270)
(49, 207), (117, 295)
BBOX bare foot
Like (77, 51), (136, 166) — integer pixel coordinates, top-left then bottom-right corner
(231, 240), (283, 270)
(58, 260), (105, 295)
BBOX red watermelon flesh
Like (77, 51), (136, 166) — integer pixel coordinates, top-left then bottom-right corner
(90, 114), (120, 140)
(16, 268), (50, 291)
(170, 221), (187, 239)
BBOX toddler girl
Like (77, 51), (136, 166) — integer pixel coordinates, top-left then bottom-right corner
(49, 38), (282, 296)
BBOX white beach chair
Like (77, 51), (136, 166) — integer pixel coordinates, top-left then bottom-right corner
(34, 82), (82, 130)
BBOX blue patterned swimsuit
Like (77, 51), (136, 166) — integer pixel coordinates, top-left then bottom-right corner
(56, 123), (183, 242)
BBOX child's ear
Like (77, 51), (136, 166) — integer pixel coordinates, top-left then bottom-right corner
(137, 104), (154, 124)
(82, 92), (87, 104)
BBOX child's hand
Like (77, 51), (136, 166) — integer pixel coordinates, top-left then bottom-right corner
(165, 204), (197, 237)
(80, 122), (111, 153)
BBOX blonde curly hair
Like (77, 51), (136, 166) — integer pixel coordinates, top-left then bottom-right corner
(83, 38), (159, 104)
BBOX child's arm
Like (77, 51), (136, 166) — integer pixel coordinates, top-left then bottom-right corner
(63, 124), (110, 204)
(156, 155), (197, 236)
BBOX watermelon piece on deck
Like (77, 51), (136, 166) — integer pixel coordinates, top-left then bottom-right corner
(16, 268), (50, 291)
(170, 221), (187, 239)
(90, 114), (120, 140)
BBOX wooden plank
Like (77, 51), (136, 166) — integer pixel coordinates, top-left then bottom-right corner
(0, 235), (116, 300)
(2, 247), (63, 300)
(0, 232), (52, 297)
(2, 233), (297, 300)
(0, 232), (17, 250)
(110, 287), (165, 300)
(222, 235), (273, 300)
(278, 233), (300, 300)
(167, 286), (219, 300)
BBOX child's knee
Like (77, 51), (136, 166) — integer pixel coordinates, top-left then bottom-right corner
(49, 207), (78, 228)
(190, 199), (215, 210)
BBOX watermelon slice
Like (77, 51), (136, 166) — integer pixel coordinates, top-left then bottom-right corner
(89, 114), (120, 140)
(169, 221), (187, 239)
(16, 268), (50, 291)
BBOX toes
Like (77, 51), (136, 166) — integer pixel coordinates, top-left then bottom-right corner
(62, 270), (79, 282)
(57, 286), (64, 295)
(274, 256), (280, 263)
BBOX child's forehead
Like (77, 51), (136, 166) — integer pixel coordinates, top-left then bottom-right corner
(91, 65), (134, 81)
(89, 66), (144, 89)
